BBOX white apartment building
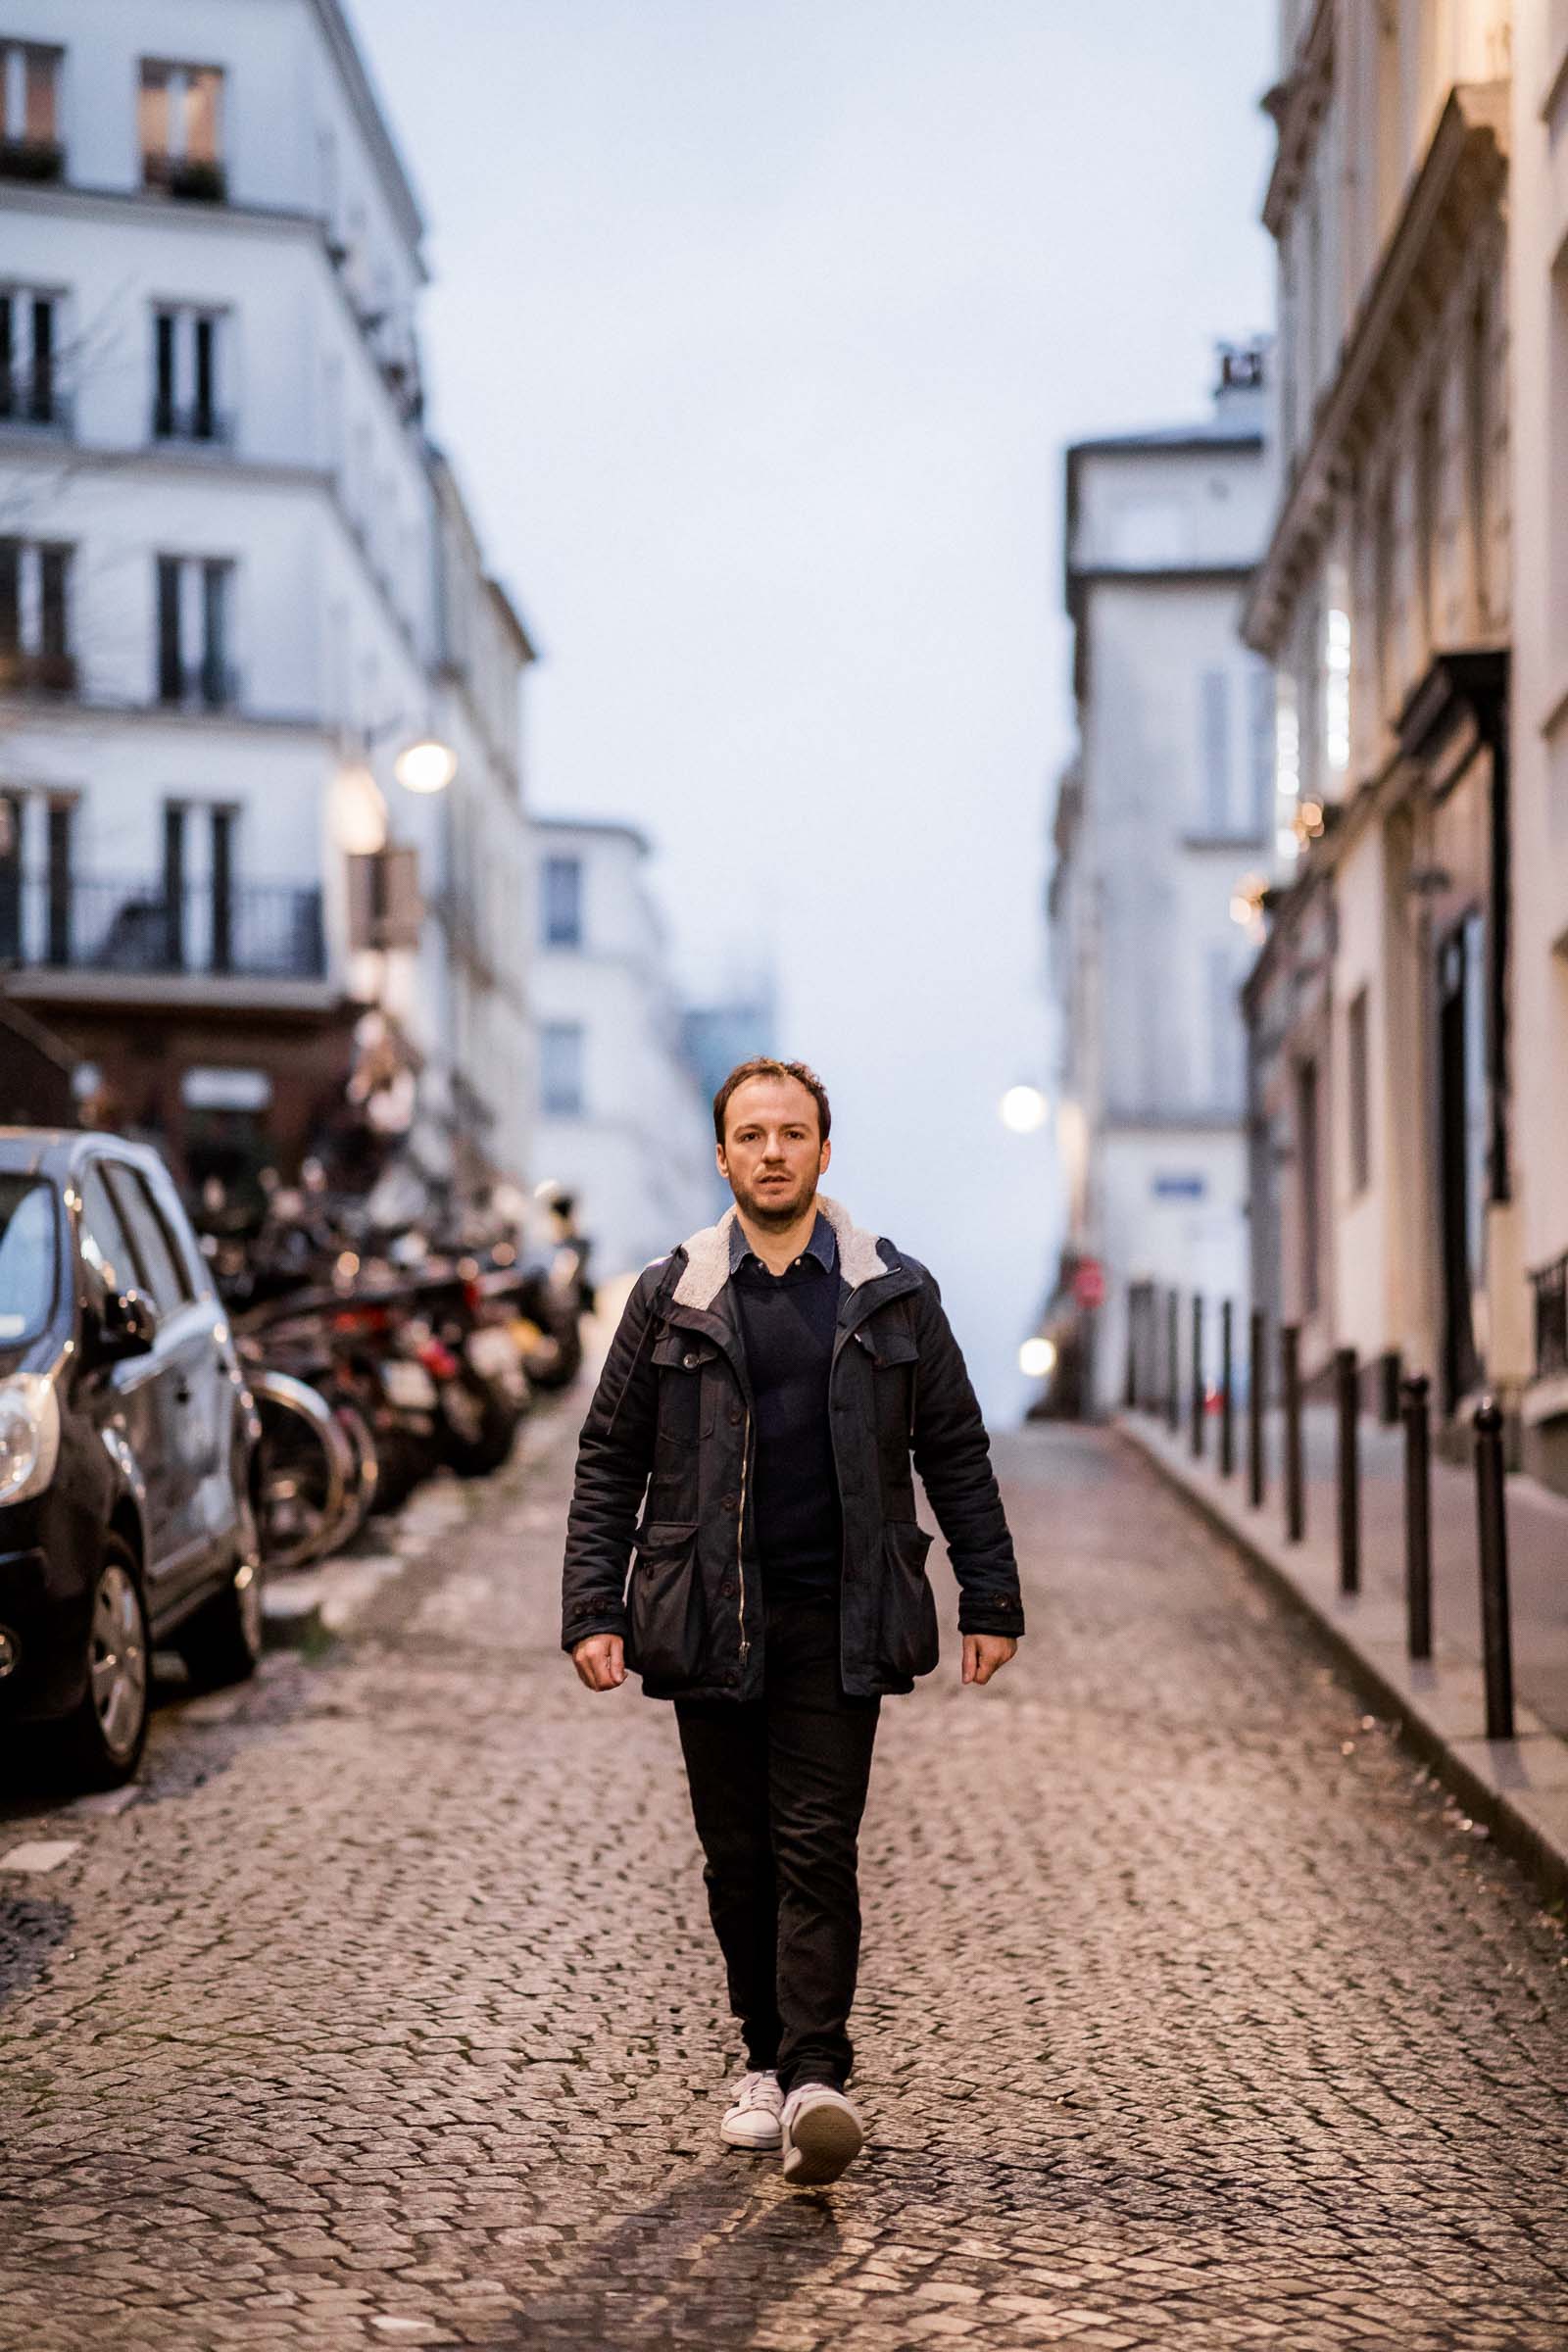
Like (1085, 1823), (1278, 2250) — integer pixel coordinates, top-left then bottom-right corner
(1242, 0), (1513, 1428)
(1051, 344), (1277, 1416)
(1510, 9), (1568, 1491)
(0, 0), (532, 1200)
(531, 817), (715, 1280)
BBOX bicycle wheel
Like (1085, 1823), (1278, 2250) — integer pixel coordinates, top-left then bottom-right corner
(250, 1369), (353, 1572)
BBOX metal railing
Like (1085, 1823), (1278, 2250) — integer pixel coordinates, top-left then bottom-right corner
(150, 397), (233, 447)
(0, 374), (72, 433)
(0, 137), (65, 184)
(0, 648), (76, 696)
(1531, 1251), (1568, 1382)
(0, 874), (325, 980)
(1127, 1285), (1517, 1738)
(142, 152), (227, 203)
(156, 659), (242, 712)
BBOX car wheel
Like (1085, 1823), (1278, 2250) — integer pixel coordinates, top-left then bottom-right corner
(58, 1538), (150, 1789)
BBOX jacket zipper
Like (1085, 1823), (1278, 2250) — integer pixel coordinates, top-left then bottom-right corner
(736, 1402), (752, 1662)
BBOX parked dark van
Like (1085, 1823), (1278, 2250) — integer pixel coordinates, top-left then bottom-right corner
(0, 1130), (263, 1786)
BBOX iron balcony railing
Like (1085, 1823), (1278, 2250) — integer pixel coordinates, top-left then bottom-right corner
(0, 373), (72, 434)
(0, 137), (65, 184)
(156, 659), (242, 712)
(0, 649), (76, 696)
(150, 396), (232, 447)
(141, 152), (227, 203)
(0, 875), (326, 981)
(1531, 1251), (1568, 1384)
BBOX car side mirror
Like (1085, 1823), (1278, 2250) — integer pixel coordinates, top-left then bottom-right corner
(94, 1287), (157, 1363)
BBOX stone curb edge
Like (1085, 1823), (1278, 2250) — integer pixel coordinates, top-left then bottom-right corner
(1114, 1415), (1568, 1910)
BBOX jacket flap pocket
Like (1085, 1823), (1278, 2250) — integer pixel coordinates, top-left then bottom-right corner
(652, 1334), (717, 1372)
(634, 1517), (699, 1555)
(854, 1323), (918, 1366)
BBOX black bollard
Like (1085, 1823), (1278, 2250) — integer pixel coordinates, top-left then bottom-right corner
(1401, 1374), (1432, 1661)
(1191, 1297), (1205, 1459)
(1248, 1306), (1265, 1509)
(1166, 1289), (1179, 1435)
(1473, 1398), (1515, 1741)
(1219, 1300), (1235, 1479)
(1282, 1324), (1304, 1543)
(1335, 1346), (1360, 1596)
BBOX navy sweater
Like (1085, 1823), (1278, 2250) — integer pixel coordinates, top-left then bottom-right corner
(730, 1226), (843, 1605)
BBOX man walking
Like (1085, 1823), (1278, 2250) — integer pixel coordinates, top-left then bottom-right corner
(562, 1058), (1023, 2185)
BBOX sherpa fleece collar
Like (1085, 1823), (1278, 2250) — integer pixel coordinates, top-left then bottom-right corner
(671, 1194), (889, 1313)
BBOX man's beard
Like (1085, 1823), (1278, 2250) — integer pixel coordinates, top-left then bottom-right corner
(734, 1170), (815, 1227)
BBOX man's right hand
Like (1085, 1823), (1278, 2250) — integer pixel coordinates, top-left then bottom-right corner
(571, 1634), (626, 1691)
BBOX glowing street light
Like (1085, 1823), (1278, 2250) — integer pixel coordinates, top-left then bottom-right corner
(394, 735), (459, 795)
(1019, 1337), (1057, 1379)
(1000, 1085), (1050, 1134)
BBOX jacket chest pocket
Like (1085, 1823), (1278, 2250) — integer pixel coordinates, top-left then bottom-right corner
(652, 1332), (719, 1446)
(853, 1322), (918, 1423)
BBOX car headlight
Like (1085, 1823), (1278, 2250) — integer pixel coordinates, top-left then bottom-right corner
(0, 1375), (61, 1507)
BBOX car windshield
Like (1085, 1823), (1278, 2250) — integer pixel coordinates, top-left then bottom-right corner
(0, 1176), (58, 1345)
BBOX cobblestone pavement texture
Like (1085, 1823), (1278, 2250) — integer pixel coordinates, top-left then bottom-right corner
(2, 1411), (1567, 2351)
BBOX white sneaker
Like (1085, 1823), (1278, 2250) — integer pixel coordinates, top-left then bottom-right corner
(719, 2069), (784, 2150)
(779, 2082), (864, 2186)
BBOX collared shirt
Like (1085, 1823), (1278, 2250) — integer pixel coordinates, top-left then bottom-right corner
(728, 1206), (839, 1281)
(727, 1205), (843, 1606)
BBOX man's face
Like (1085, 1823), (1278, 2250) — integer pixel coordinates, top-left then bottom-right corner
(717, 1076), (830, 1226)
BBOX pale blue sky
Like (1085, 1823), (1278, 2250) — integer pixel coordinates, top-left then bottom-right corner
(359, 0), (1275, 1416)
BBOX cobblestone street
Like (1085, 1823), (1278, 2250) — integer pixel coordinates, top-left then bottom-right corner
(3, 1408), (1567, 2351)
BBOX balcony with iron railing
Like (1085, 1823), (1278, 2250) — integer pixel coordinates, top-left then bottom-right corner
(141, 152), (227, 203)
(0, 873), (326, 984)
(1531, 1252), (1568, 1385)
(150, 396), (233, 448)
(156, 658), (242, 713)
(0, 135), (64, 184)
(0, 373), (72, 436)
(0, 648), (76, 697)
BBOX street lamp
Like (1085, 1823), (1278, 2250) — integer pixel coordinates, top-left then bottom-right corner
(394, 735), (458, 796)
(1000, 1085), (1049, 1134)
(1019, 1337), (1057, 1379)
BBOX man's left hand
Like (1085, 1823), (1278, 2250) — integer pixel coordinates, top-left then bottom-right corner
(962, 1634), (1017, 1687)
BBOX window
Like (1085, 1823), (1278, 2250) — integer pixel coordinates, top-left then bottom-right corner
(1466, 285), (1491, 630)
(156, 555), (234, 708)
(542, 855), (583, 948)
(0, 41), (63, 179)
(0, 288), (63, 427)
(1348, 987), (1371, 1196)
(152, 307), (225, 443)
(0, 537), (74, 691)
(1248, 665), (1275, 839)
(77, 1164), (139, 1300)
(1297, 1056), (1322, 1317)
(1206, 947), (1245, 1111)
(101, 1162), (192, 1314)
(1199, 670), (1232, 834)
(0, 1177), (56, 1342)
(1415, 392), (1441, 645)
(140, 61), (225, 200)
(540, 1022), (585, 1116)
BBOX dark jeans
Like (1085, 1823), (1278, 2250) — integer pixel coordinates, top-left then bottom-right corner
(674, 1600), (881, 2093)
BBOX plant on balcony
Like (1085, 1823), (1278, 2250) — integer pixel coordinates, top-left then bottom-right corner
(143, 153), (227, 203)
(0, 137), (65, 183)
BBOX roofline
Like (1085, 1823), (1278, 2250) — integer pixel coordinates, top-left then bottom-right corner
(311, 0), (428, 270)
(486, 578), (539, 664)
(1064, 427), (1264, 460)
(531, 813), (653, 855)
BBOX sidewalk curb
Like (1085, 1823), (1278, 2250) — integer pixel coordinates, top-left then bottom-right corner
(1116, 1414), (1568, 1909)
